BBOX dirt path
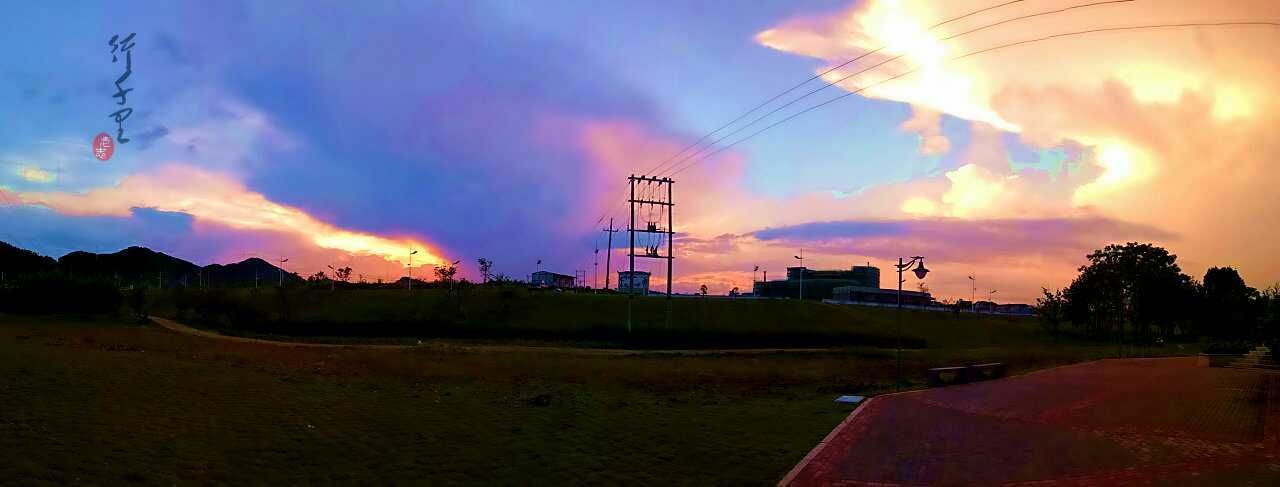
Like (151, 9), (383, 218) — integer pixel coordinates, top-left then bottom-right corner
(147, 316), (841, 356)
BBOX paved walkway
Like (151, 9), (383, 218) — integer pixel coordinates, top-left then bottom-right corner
(782, 358), (1280, 485)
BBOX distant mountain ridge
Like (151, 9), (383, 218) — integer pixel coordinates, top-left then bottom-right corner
(0, 241), (300, 287)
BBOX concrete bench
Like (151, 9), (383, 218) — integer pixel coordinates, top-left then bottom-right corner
(967, 362), (1006, 381)
(926, 363), (1006, 387)
(926, 366), (970, 387)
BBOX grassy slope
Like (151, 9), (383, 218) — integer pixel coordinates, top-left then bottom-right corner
(158, 288), (1052, 349)
(0, 308), (1193, 485)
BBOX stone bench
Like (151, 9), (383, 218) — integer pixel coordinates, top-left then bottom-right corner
(926, 363), (1006, 387)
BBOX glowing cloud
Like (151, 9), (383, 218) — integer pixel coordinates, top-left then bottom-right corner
(19, 167), (53, 183)
(9, 165), (447, 268)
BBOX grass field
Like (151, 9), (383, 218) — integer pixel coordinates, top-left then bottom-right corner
(154, 287), (1060, 350)
(1, 305), (1196, 485)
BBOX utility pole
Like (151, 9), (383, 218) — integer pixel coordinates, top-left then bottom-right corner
(603, 218), (618, 290)
(627, 175), (675, 332)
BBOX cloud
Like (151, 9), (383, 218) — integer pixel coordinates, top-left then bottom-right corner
(899, 106), (951, 155)
(757, 0), (1280, 288)
(7, 165), (448, 269)
(18, 167), (52, 183)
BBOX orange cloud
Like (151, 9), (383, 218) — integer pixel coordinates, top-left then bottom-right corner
(10, 165), (447, 269)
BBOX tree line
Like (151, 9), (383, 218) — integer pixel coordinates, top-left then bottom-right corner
(1036, 242), (1279, 346)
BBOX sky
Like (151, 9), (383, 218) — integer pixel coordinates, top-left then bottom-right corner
(2, 0), (1278, 303)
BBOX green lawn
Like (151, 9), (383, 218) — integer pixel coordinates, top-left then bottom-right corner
(0, 309), (1194, 485)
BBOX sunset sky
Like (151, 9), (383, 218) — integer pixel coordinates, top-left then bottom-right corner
(3, 0), (1278, 303)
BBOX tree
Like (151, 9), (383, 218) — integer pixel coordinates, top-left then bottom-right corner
(699, 284), (709, 296)
(1260, 283), (1280, 342)
(1064, 242), (1196, 342)
(434, 263), (458, 283)
(1035, 287), (1066, 336)
(334, 267), (353, 283)
(1202, 266), (1259, 338)
(308, 271), (327, 282)
(477, 258), (493, 284)
(728, 287), (740, 297)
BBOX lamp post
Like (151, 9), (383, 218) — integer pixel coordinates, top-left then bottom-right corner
(793, 249), (804, 300)
(408, 249), (418, 292)
(278, 257), (289, 287)
(968, 275), (976, 312)
(326, 265), (336, 292)
(896, 256), (930, 389)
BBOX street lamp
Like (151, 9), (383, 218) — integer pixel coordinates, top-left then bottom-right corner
(408, 249), (419, 292)
(895, 255), (930, 389)
(968, 275), (976, 312)
(793, 249), (804, 300)
(278, 257), (289, 287)
(327, 265), (336, 292)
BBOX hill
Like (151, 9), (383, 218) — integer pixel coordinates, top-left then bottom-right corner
(59, 246), (200, 285)
(0, 241), (57, 275)
(203, 257), (301, 287)
(0, 241), (300, 288)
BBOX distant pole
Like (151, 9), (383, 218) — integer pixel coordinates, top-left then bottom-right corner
(968, 275), (976, 312)
(665, 177), (673, 329)
(327, 265), (336, 292)
(254, 271), (259, 289)
(628, 176), (635, 333)
(794, 249), (804, 300)
(408, 249), (418, 292)
(897, 257), (904, 389)
(593, 248), (599, 290)
(278, 258), (289, 287)
(603, 218), (618, 290)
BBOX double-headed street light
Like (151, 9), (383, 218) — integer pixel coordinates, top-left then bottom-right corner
(895, 256), (930, 389)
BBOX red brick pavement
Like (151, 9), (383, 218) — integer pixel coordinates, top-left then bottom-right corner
(782, 358), (1280, 486)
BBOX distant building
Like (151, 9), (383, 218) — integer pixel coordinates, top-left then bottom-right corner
(531, 270), (575, 288)
(754, 264), (881, 300)
(832, 286), (934, 307)
(994, 303), (1035, 315)
(618, 270), (650, 295)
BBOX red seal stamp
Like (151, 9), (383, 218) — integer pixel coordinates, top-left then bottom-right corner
(92, 132), (114, 161)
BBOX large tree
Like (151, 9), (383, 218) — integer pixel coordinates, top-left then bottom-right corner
(1201, 266), (1259, 337)
(1063, 242), (1197, 341)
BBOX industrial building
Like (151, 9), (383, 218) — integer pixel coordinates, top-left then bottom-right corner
(618, 270), (650, 295)
(753, 264), (881, 300)
(531, 270), (575, 288)
(754, 263), (938, 306)
(832, 286), (933, 307)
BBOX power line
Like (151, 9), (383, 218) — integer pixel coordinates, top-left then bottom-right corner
(666, 20), (1280, 177)
(640, 0), (1031, 178)
(659, 0), (1135, 178)
(584, 0), (1039, 233)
